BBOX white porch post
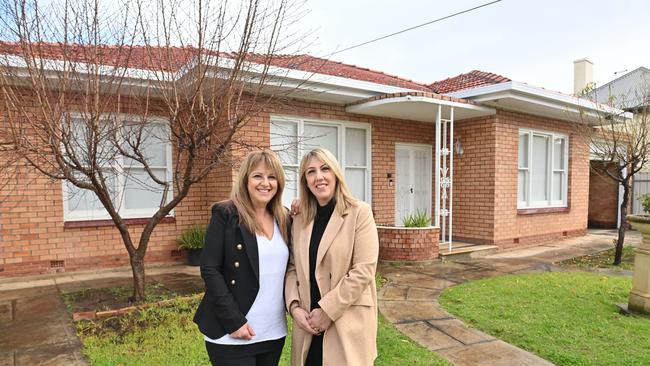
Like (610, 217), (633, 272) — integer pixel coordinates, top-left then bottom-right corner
(434, 104), (441, 227)
(449, 106), (454, 251)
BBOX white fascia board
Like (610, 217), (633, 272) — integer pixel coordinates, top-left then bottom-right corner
(1, 54), (176, 83)
(346, 94), (495, 114)
(448, 81), (632, 119)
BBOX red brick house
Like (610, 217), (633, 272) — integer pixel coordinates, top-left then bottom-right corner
(0, 46), (625, 276)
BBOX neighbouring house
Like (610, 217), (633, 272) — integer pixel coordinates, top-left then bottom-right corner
(586, 65), (650, 217)
(0, 44), (627, 277)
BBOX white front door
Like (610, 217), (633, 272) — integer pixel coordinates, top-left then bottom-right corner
(395, 143), (432, 226)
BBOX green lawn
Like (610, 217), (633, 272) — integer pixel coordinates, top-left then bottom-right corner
(76, 294), (449, 365)
(439, 272), (650, 366)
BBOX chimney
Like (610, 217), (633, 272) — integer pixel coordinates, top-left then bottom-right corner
(573, 58), (593, 95)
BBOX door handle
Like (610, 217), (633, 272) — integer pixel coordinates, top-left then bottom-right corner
(410, 188), (414, 194)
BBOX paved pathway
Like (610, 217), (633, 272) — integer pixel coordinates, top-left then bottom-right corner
(377, 229), (640, 366)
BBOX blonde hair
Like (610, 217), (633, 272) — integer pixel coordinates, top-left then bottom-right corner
(298, 148), (356, 224)
(231, 149), (289, 242)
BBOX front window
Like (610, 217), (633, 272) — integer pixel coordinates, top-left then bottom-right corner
(270, 116), (371, 208)
(518, 129), (568, 208)
(63, 114), (173, 221)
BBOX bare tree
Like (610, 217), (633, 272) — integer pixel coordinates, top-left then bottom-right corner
(578, 80), (650, 265)
(0, 0), (304, 301)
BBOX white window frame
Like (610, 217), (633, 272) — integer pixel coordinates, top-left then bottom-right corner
(518, 128), (568, 209)
(62, 113), (174, 221)
(270, 115), (372, 205)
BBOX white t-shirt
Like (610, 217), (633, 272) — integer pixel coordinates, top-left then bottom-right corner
(204, 220), (289, 345)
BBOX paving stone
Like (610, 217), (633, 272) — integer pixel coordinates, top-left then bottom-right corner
(13, 295), (66, 322)
(14, 341), (88, 366)
(0, 317), (73, 352)
(0, 351), (13, 366)
(379, 300), (450, 322)
(0, 301), (12, 323)
(408, 262), (475, 276)
(406, 287), (441, 301)
(384, 272), (456, 290)
(0, 286), (57, 302)
(380, 285), (408, 301)
(428, 318), (495, 345)
(438, 340), (554, 366)
(395, 321), (462, 351)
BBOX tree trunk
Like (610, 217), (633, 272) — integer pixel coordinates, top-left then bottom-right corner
(614, 181), (631, 266)
(130, 254), (146, 302)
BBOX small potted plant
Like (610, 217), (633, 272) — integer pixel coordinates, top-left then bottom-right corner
(177, 224), (207, 266)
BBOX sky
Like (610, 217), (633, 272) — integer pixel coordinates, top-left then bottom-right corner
(296, 0), (650, 94)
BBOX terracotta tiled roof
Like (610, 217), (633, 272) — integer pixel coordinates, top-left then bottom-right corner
(263, 54), (432, 91)
(429, 70), (510, 94)
(0, 42), (431, 91)
(0, 41), (196, 72)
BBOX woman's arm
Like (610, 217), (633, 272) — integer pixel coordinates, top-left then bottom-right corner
(200, 203), (247, 334)
(318, 203), (379, 322)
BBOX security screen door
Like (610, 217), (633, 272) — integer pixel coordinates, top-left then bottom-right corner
(395, 143), (432, 226)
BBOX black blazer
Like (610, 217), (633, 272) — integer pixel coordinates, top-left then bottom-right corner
(193, 200), (289, 340)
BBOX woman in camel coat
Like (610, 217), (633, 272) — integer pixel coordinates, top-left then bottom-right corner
(285, 148), (379, 366)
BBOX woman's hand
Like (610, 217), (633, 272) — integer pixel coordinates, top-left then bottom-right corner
(290, 198), (301, 215)
(291, 306), (319, 335)
(308, 308), (332, 334)
(230, 322), (255, 340)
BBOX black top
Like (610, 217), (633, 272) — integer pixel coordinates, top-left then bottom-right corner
(309, 199), (336, 310)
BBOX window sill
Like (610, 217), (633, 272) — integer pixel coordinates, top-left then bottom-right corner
(517, 207), (569, 215)
(64, 216), (176, 229)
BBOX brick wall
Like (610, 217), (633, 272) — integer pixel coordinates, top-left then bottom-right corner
(0, 91), (593, 276)
(588, 161), (619, 228)
(377, 226), (439, 261)
(0, 93), (217, 277)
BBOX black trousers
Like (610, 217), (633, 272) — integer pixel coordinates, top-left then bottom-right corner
(305, 334), (323, 366)
(205, 337), (285, 366)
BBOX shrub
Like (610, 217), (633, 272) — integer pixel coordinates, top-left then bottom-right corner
(640, 193), (650, 214)
(177, 225), (207, 249)
(402, 210), (431, 227)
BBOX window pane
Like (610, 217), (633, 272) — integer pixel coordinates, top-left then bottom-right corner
(531, 135), (549, 201)
(66, 172), (116, 215)
(282, 168), (298, 208)
(518, 133), (529, 168)
(345, 168), (365, 201)
(70, 118), (115, 166)
(345, 128), (366, 167)
(270, 120), (298, 165)
(123, 124), (167, 167)
(518, 170), (528, 203)
(124, 168), (167, 210)
(304, 124), (338, 157)
(553, 172), (563, 201)
(554, 138), (565, 170)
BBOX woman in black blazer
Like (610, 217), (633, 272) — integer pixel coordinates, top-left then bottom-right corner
(194, 150), (290, 366)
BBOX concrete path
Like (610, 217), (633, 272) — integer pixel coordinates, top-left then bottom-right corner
(377, 229), (640, 366)
(0, 265), (200, 366)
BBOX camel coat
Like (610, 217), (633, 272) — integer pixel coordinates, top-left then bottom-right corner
(285, 201), (379, 366)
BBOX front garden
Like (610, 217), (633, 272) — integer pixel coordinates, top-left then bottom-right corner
(439, 271), (650, 366)
(65, 276), (450, 365)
